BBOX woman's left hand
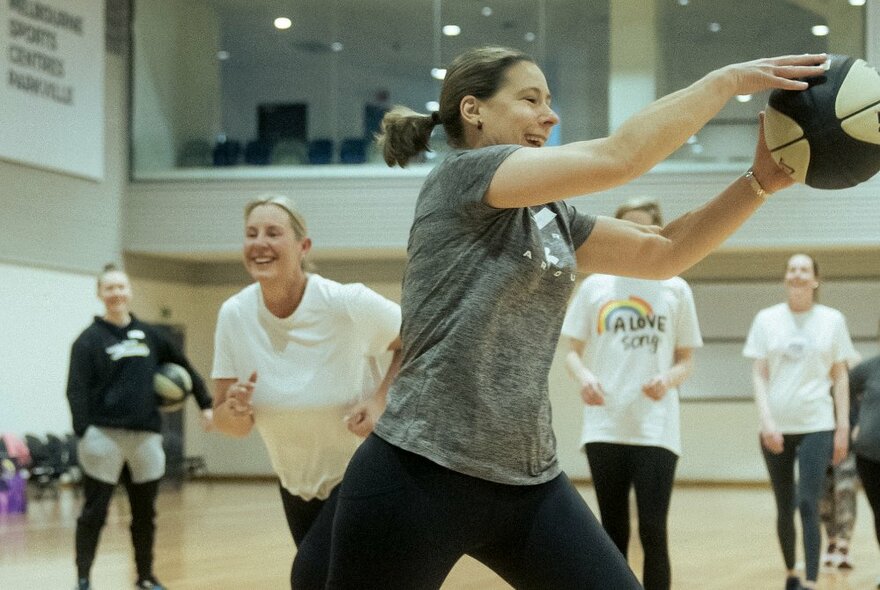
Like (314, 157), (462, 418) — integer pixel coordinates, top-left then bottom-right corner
(642, 375), (669, 401)
(344, 397), (385, 438)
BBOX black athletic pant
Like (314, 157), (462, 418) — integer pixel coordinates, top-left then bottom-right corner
(325, 434), (642, 590)
(855, 454), (880, 549)
(585, 442), (678, 590)
(278, 482), (338, 590)
(761, 430), (833, 583)
(75, 465), (159, 580)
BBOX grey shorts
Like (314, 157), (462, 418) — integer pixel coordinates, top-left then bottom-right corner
(77, 426), (165, 484)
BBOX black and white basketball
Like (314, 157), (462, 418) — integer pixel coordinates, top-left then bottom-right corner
(764, 54), (880, 189)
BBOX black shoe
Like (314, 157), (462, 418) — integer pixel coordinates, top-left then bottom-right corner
(75, 579), (91, 590)
(784, 576), (802, 590)
(135, 577), (166, 590)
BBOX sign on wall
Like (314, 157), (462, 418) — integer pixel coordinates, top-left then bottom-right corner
(0, 0), (105, 180)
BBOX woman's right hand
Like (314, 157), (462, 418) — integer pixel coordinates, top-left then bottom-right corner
(579, 377), (606, 406)
(760, 428), (784, 454)
(716, 54), (828, 96)
(227, 371), (257, 416)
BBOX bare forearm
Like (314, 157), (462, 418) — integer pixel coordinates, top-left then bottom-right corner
(608, 71), (734, 178)
(832, 371), (850, 430)
(664, 358), (694, 389)
(752, 372), (774, 430)
(374, 348), (403, 404)
(565, 350), (594, 386)
(655, 175), (764, 277)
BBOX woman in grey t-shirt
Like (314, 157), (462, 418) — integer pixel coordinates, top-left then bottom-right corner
(325, 46), (829, 589)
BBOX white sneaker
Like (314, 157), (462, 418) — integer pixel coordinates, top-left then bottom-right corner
(821, 546), (840, 569)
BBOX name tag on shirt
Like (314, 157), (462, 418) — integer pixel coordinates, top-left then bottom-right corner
(533, 207), (557, 229)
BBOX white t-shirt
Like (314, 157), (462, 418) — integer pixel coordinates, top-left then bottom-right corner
(561, 275), (703, 456)
(212, 274), (401, 500)
(743, 303), (858, 434)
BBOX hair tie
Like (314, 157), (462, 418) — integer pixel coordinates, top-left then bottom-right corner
(430, 111), (441, 126)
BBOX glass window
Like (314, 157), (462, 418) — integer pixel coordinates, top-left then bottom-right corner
(129, 0), (866, 178)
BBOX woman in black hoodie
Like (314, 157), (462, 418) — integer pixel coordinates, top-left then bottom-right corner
(66, 264), (213, 590)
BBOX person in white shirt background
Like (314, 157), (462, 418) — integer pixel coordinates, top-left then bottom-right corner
(210, 194), (402, 590)
(744, 253), (858, 590)
(562, 197), (702, 590)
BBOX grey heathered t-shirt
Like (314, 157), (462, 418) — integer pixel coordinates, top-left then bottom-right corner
(852, 356), (880, 463)
(374, 144), (596, 485)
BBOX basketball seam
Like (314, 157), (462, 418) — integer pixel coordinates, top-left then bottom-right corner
(771, 99), (880, 152)
(840, 99), (880, 122)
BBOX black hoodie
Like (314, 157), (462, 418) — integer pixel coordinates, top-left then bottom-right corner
(66, 314), (211, 436)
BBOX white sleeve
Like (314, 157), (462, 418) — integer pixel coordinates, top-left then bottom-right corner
(341, 284), (401, 356)
(561, 280), (593, 342)
(211, 301), (238, 379)
(673, 280), (703, 349)
(742, 311), (767, 359)
(831, 311), (860, 366)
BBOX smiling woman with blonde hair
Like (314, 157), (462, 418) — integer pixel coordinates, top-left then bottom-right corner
(211, 194), (401, 589)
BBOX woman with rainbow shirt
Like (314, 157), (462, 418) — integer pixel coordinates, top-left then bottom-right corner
(561, 198), (702, 590)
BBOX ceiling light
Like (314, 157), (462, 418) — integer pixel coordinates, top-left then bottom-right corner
(481, 6), (492, 17)
(274, 17), (292, 30)
(426, 101), (440, 112)
(524, 32), (536, 42)
(735, 94), (752, 103)
(848, 0), (866, 6)
(431, 68), (447, 80)
(216, 50), (230, 61)
(442, 25), (461, 36)
(708, 22), (721, 33)
(811, 25), (830, 36)
(677, 0), (689, 5)
(331, 42), (343, 52)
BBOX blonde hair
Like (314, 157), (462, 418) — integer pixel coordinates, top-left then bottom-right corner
(97, 263), (127, 288)
(244, 194), (313, 271)
(614, 197), (663, 226)
(244, 194), (308, 240)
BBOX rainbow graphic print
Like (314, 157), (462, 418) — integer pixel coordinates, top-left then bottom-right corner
(597, 296), (653, 335)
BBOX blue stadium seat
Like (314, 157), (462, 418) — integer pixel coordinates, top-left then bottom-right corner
(212, 139), (241, 166)
(340, 138), (367, 164)
(244, 139), (273, 165)
(307, 139), (334, 165)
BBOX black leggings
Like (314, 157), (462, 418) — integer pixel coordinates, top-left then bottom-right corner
(585, 442), (678, 590)
(761, 430), (833, 583)
(278, 483), (338, 590)
(75, 465), (159, 580)
(855, 454), (880, 550)
(325, 434), (642, 590)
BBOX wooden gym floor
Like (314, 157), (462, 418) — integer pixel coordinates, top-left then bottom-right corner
(1, 480), (878, 589)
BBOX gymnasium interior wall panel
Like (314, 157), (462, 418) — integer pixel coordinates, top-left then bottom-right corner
(125, 170), (880, 260)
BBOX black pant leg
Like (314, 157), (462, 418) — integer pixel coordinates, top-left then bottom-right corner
(856, 455), (880, 548)
(122, 466), (160, 580)
(631, 446), (678, 590)
(75, 473), (116, 579)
